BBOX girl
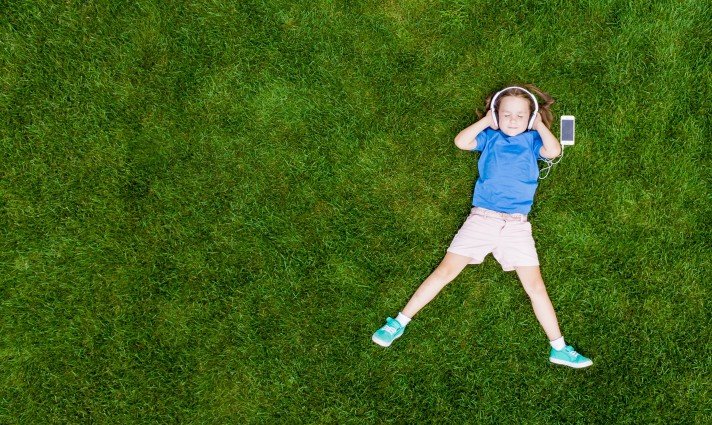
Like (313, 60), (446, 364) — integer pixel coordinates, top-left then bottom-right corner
(371, 84), (592, 368)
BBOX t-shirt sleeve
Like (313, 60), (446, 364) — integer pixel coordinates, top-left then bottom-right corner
(471, 128), (492, 152)
(531, 130), (545, 159)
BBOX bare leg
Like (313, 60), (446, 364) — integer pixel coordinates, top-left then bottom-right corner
(401, 252), (473, 318)
(514, 266), (562, 341)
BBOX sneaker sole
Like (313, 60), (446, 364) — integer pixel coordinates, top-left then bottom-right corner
(549, 357), (593, 368)
(371, 335), (392, 347)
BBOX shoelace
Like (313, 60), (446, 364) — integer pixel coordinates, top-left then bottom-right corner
(566, 348), (580, 358)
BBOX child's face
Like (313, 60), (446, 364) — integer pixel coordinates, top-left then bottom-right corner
(497, 96), (531, 136)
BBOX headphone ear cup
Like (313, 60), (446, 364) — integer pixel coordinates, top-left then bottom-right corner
(528, 109), (538, 130)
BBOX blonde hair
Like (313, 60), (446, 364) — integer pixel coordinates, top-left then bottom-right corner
(478, 84), (555, 129)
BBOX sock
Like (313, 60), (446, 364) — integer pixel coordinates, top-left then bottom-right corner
(550, 336), (566, 351)
(395, 312), (411, 327)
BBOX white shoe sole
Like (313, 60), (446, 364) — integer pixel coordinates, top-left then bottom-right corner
(549, 357), (593, 368)
(372, 335), (392, 347)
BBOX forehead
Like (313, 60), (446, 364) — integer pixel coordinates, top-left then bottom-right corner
(499, 96), (530, 112)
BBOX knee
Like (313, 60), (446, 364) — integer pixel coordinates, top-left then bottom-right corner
(432, 264), (460, 283)
(522, 278), (547, 298)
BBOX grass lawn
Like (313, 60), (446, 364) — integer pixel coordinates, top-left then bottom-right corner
(1, 0), (710, 423)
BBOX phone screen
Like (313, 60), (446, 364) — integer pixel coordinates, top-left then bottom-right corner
(561, 118), (575, 143)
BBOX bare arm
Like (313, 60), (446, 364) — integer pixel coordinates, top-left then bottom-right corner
(454, 110), (497, 151)
(533, 113), (562, 159)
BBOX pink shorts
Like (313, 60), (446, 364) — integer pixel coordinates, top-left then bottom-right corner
(446, 207), (540, 271)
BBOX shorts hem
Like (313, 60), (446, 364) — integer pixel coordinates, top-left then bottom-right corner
(501, 263), (540, 272)
(446, 249), (482, 265)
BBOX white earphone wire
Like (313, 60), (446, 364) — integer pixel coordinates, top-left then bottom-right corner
(538, 145), (565, 179)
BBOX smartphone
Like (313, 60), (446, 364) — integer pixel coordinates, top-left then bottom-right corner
(560, 115), (575, 146)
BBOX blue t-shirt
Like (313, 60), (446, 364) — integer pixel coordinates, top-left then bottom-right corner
(470, 128), (545, 215)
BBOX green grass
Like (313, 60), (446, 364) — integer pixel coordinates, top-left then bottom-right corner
(1, 0), (710, 423)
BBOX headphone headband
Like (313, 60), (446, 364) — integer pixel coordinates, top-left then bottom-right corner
(490, 86), (539, 130)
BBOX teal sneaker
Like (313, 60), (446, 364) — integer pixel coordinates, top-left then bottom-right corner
(549, 345), (593, 368)
(372, 317), (405, 347)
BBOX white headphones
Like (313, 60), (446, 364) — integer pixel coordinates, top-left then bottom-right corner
(490, 86), (539, 130)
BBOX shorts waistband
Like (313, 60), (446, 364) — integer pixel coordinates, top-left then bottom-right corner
(472, 207), (528, 222)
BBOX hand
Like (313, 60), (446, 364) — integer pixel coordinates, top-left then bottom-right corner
(485, 109), (498, 130)
(532, 112), (544, 130)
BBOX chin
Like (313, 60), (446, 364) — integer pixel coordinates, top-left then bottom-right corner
(502, 128), (525, 137)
